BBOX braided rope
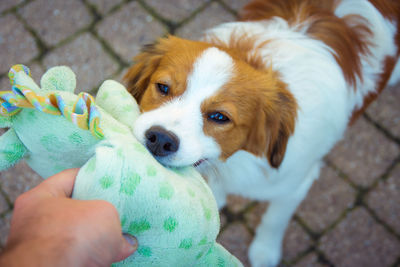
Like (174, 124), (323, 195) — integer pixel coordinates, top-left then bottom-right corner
(0, 65), (104, 140)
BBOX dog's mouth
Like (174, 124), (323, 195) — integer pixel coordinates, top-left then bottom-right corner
(193, 159), (206, 167)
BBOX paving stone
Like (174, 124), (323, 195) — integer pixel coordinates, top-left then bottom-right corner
(366, 164), (400, 235)
(26, 62), (46, 83)
(0, 14), (38, 74)
(244, 201), (268, 231)
(176, 2), (236, 40)
(226, 195), (252, 214)
(0, 76), (10, 92)
(222, 0), (249, 12)
(0, 212), (12, 247)
(43, 33), (119, 93)
(113, 66), (129, 85)
(282, 220), (312, 262)
(0, 0), (24, 13)
(217, 222), (252, 266)
(366, 84), (400, 139)
(145, 0), (209, 22)
(219, 212), (228, 229)
(97, 1), (166, 62)
(0, 162), (42, 203)
(0, 192), (9, 215)
(297, 166), (356, 233)
(319, 208), (400, 267)
(293, 253), (329, 267)
(327, 117), (400, 187)
(19, 0), (92, 46)
(87, 0), (123, 15)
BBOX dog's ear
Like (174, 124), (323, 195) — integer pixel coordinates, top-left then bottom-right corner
(124, 39), (169, 102)
(244, 84), (297, 168)
(265, 89), (297, 168)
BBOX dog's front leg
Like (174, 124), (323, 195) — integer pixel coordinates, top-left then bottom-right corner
(249, 166), (318, 267)
(248, 196), (304, 267)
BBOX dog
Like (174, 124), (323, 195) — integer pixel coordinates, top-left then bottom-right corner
(124, 0), (400, 266)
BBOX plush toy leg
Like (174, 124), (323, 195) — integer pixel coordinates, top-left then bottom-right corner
(0, 129), (26, 171)
(96, 80), (140, 127)
(196, 243), (243, 267)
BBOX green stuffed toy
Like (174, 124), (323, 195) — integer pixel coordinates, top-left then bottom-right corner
(0, 65), (243, 267)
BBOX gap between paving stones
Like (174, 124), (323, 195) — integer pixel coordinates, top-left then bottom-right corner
(364, 113), (400, 145)
(137, 0), (219, 34)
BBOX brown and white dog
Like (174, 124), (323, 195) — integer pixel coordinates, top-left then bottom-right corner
(124, 1), (400, 266)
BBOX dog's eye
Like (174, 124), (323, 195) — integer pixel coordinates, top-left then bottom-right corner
(208, 112), (230, 124)
(156, 83), (169, 95)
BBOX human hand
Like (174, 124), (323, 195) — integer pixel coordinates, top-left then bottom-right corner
(0, 168), (137, 267)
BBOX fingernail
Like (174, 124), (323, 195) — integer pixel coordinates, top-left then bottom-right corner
(123, 233), (137, 248)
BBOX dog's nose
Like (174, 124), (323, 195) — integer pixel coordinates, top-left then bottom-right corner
(145, 126), (179, 157)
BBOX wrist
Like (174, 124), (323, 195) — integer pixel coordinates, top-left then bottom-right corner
(0, 237), (78, 267)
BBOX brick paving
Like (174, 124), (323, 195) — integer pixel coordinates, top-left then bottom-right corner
(0, 1), (399, 266)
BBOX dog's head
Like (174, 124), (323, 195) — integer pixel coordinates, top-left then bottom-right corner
(124, 36), (297, 168)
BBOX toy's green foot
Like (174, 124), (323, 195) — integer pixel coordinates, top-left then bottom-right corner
(0, 129), (26, 171)
(96, 80), (140, 128)
(196, 243), (244, 267)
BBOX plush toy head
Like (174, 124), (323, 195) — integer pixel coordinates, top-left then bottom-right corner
(0, 65), (243, 266)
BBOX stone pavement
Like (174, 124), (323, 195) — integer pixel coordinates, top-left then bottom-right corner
(0, 0), (399, 266)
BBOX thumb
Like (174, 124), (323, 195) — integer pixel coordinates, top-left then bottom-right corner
(30, 168), (79, 199)
(113, 234), (138, 262)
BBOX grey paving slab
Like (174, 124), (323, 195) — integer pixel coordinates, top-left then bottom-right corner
(0, 193), (9, 215)
(0, 14), (38, 74)
(367, 163), (400, 235)
(0, 76), (10, 92)
(297, 165), (356, 233)
(319, 208), (400, 267)
(87, 0), (124, 15)
(96, 1), (166, 62)
(176, 2), (236, 40)
(327, 117), (400, 187)
(0, 0), (23, 13)
(244, 202), (268, 231)
(0, 212), (12, 248)
(144, 0), (209, 22)
(43, 33), (119, 93)
(114, 66), (130, 84)
(222, 0), (250, 12)
(366, 83), (400, 139)
(217, 222), (252, 266)
(282, 220), (312, 262)
(220, 212), (228, 229)
(293, 253), (329, 267)
(0, 162), (42, 204)
(18, 0), (92, 46)
(226, 195), (252, 214)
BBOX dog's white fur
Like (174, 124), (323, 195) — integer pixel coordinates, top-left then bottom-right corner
(132, 1), (400, 266)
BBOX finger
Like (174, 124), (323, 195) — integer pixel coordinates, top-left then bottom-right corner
(36, 168), (80, 198)
(113, 234), (138, 262)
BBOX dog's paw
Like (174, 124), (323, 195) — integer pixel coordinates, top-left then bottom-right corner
(249, 240), (281, 267)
